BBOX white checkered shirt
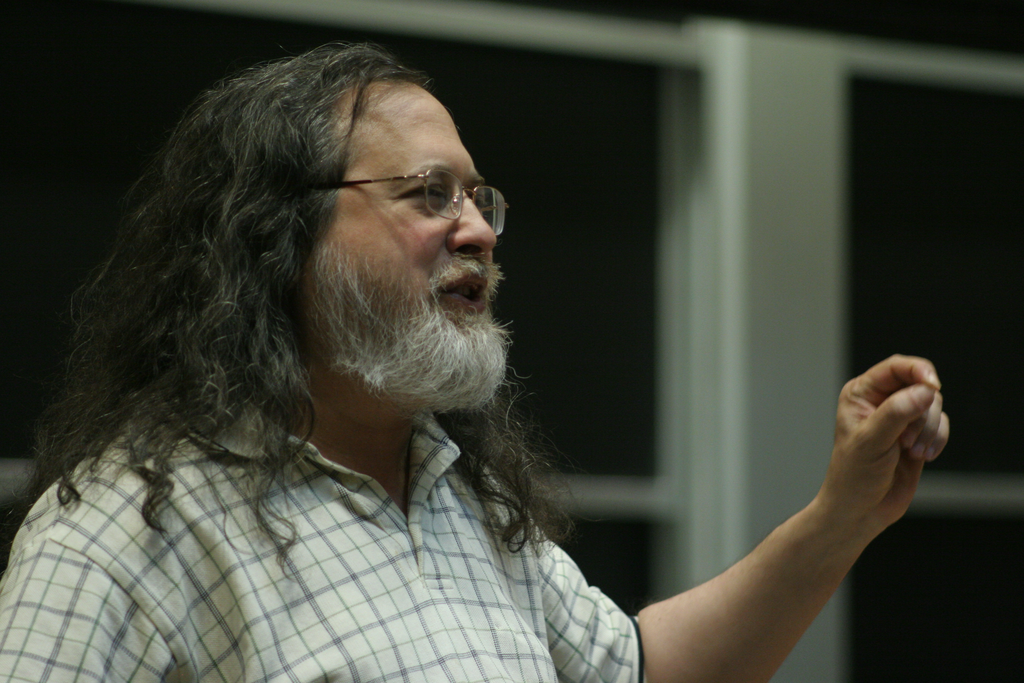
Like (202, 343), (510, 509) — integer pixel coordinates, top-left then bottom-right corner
(0, 418), (641, 682)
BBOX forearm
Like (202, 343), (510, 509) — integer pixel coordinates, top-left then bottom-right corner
(636, 356), (949, 683)
(637, 496), (871, 683)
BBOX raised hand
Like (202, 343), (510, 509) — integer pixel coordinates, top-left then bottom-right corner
(818, 354), (950, 540)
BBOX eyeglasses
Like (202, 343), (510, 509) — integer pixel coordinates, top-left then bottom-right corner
(312, 168), (507, 235)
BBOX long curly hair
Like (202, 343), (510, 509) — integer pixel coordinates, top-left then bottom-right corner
(27, 43), (569, 556)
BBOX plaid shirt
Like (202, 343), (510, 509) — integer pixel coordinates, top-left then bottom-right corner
(0, 419), (641, 682)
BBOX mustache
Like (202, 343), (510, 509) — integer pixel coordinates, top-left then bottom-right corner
(431, 254), (504, 303)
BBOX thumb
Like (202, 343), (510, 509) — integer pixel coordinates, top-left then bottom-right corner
(858, 383), (936, 454)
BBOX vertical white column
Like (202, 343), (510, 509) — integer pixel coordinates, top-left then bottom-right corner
(744, 25), (848, 683)
(652, 65), (699, 600)
(657, 19), (849, 682)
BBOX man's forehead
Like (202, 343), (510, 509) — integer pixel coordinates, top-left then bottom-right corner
(357, 83), (450, 127)
(342, 83), (478, 179)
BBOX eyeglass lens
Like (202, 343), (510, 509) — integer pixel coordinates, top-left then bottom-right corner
(424, 170), (504, 235)
(472, 187), (504, 236)
(424, 172), (459, 218)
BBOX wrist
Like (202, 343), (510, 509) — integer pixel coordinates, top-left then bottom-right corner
(804, 490), (884, 561)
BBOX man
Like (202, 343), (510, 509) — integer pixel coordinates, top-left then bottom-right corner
(0, 43), (948, 682)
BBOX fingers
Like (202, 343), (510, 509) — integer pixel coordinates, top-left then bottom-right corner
(858, 382), (939, 456)
(899, 391), (950, 461)
(827, 356), (950, 533)
(853, 355), (942, 407)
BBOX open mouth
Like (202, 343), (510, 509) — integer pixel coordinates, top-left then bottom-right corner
(440, 275), (487, 310)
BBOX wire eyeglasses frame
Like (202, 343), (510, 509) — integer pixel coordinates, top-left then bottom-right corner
(312, 168), (506, 235)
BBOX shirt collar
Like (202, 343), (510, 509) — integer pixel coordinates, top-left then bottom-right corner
(213, 413), (462, 496)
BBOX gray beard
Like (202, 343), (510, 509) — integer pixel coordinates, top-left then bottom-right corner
(308, 246), (509, 415)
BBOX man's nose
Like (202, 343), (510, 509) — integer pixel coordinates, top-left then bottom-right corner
(447, 200), (498, 256)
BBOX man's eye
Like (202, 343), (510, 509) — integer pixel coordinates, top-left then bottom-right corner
(398, 186), (428, 203)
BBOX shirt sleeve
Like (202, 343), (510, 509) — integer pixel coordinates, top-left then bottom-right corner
(0, 537), (174, 683)
(539, 543), (642, 683)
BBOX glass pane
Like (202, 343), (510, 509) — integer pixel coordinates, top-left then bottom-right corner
(561, 519), (652, 614)
(850, 77), (1024, 473)
(852, 515), (1024, 681)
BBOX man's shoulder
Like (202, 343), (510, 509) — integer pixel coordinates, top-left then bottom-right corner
(14, 445), (259, 567)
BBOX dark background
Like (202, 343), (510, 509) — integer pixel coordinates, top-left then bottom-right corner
(849, 78), (1024, 679)
(850, 79), (1024, 476)
(4, 1), (1024, 680)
